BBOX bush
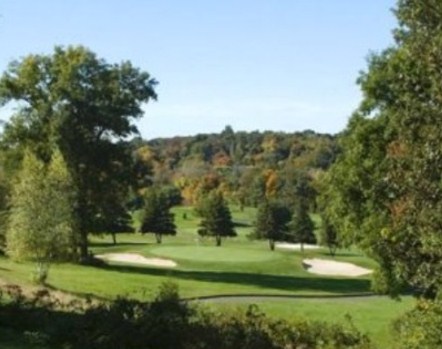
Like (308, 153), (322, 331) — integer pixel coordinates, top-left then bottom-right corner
(393, 299), (442, 349)
(0, 282), (374, 349)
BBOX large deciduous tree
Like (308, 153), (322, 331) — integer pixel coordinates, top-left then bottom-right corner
(0, 46), (157, 261)
(197, 192), (236, 246)
(322, 0), (442, 299)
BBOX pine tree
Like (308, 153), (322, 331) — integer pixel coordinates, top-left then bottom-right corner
(254, 200), (291, 250)
(140, 189), (176, 243)
(289, 200), (316, 252)
(197, 192), (236, 246)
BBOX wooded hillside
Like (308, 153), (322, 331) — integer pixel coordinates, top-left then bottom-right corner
(130, 127), (339, 208)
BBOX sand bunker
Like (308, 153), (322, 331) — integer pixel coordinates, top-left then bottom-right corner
(276, 243), (320, 250)
(303, 258), (372, 277)
(96, 253), (177, 268)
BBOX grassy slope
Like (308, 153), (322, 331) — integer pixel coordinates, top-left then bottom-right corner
(205, 296), (412, 348)
(0, 205), (413, 348)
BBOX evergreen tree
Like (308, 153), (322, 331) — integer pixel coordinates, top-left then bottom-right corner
(197, 192), (236, 246)
(140, 189), (176, 243)
(254, 200), (291, 250)
(289, 200), (316, 252)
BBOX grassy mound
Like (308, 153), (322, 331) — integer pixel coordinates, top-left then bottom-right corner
(150, 245), (277, 263)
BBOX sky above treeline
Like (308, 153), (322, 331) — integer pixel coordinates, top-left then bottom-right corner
(0, 0), (396, 139)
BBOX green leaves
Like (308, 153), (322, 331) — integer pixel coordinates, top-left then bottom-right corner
(253, 200), (291, 250)
(197, 192), (236, 246)
(140, 188), (177, 243)
(322, 0), (442, 298)
(0, 46), (158, 258)
(6, 149), (77, 263)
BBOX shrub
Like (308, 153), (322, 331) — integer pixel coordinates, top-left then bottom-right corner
(393, 299), (442, 349)
(0, 282), (374, 349)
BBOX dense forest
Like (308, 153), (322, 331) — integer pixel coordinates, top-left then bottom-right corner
(130, 128), (338, 208)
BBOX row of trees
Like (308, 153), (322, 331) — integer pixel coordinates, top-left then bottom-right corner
(253, 199), (316, 251)
(139, 188), (317, 250)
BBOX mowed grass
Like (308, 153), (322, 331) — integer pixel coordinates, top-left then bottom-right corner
(150, 245), (278, 262)
(0, 205), (377, 299)
(204, 296), (413, 348)
(0, 204), (414, 347)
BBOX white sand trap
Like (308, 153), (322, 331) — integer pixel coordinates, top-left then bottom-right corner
(276, 243), (320, 250)
(96, 253), (177, 268)
(303, 258), (372, 277)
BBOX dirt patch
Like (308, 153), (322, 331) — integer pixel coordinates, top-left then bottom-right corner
(0, 277), (98, 308)
(303, 258), (372, 277)
(96, 253), (177, 268)
(276, 243), (320, 250)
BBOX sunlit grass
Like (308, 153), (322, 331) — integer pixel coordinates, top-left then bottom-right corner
(0, 204), (413, 348)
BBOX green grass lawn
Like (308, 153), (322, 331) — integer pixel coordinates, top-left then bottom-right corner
(203, 296), (413, 348)
(0, 204), (414, 348)
(0, 204), (379, 300)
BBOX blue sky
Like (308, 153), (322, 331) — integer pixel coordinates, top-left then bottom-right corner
(0, 0), (396, 139)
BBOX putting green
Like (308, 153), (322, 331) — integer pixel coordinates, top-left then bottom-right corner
(150, 245), (277, 263)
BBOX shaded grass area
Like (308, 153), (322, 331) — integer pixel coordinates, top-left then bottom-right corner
(97, 263), (372, 295)
(0, 327), (50, 349)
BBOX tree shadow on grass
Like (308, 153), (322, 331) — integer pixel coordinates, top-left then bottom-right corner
(89, 242), (151, 248)
(316, 249), (371, 258)
(233, 221), (252, 228)
(95, 263), (371, 295)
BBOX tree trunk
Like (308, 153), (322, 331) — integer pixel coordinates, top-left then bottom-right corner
(156, 233), (162, 244)
(269, 239), (275, 251)
(216, 235), (222, 246)
(301, 242), (304, 253)
(329, 245), (337, 257)
(112, 232), (117, 245)
(79, 229), (89, 262)
(76, 192), (89, 262)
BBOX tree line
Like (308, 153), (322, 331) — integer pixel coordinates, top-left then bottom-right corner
(130, 127), (338, 209)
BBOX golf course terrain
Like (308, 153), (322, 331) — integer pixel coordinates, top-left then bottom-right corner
(0, 205), (413, 348)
